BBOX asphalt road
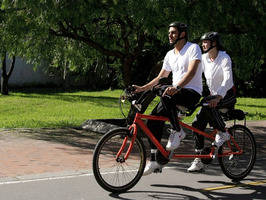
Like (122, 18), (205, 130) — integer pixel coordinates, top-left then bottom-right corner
(0, 159), (266, 200)
(0, 121), (265, 199)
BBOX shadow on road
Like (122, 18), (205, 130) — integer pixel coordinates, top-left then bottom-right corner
(109, 179), (266, 200)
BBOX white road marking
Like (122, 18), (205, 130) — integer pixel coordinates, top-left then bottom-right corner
(0, 173), (93, 185)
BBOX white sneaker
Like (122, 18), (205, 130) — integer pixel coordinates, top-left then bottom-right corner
(143, 161), (162, 176)
(166, 128), (186, 151)
(213, 131), (231, 148)
(166, 130), (180, 151)
(187, 158), (204, 172)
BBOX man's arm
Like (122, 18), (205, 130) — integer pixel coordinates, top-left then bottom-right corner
(163, 59), (200, 96)
(177, 59), (200, 88)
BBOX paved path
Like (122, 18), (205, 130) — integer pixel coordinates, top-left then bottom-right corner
(0, 121), (265, 182)
(0, 128), (98, 181)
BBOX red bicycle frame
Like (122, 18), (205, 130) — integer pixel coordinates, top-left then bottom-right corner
(117, 112), (243, 161)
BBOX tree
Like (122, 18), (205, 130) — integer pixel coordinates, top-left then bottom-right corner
(0, 5), (18, 94)
(1, 0), (175, 87)
(0, 0), (265, 95)
(0, 52), (15, 95)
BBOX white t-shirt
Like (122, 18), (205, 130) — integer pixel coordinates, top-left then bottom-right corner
(202, 51), (234, 97)
(162, 42), (202, 95)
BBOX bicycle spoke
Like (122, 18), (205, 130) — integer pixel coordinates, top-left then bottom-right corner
(93, 129), (146, 192)
(218, 125), (256, 181)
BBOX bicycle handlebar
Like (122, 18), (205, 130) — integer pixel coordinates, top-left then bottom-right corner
(124, 81), (210, 116)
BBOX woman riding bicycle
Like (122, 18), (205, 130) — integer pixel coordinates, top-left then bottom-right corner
(187, 32), (236, 172)
(133, 21), (202, 175)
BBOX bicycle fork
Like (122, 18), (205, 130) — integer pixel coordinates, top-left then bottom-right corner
(115, 125), (137, 162)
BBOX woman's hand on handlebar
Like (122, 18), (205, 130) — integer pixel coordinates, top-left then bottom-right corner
(162, 86), (180, 97)
(207, 95), (222, 108)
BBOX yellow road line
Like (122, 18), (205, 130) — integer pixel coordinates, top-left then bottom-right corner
(202, 180), (266, 191)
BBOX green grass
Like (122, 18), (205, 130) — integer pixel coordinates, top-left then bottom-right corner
(234, 97), (266, 120)
(0, 89), (265, 128)
(0, 89), (124, 128)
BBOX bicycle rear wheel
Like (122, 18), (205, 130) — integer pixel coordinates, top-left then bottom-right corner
(218, 125), (256, 181)
(93, 128), (146, 193)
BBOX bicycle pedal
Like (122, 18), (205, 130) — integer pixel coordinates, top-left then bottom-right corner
(210, 150), (218, 159)
(188, 168), (205, 173)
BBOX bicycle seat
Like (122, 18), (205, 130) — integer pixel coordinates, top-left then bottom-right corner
(220, 109), (246, 121)
(176, 105), (189, 113)
(218, 108), (229, 113)
(176, 105), (196, 118)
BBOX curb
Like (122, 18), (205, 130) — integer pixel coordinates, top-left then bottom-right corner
(81, 118), (127, 134)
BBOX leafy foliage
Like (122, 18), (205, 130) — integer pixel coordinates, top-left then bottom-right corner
(0, 0), (265, 95)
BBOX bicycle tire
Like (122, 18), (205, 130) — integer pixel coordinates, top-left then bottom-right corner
(218, 125), (256, 181)
(93, 128), (146, 193)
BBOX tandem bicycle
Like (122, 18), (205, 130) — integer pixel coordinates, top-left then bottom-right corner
(92, 82), (256, 193)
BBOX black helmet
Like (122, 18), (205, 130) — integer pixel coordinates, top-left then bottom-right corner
(168, 22), (188, 47)
(168, 21), (188, 33)
(200, 32), (221, 53)
(200, 32), (220, 43)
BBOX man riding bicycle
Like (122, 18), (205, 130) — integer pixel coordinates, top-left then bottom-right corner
(133, 21), (202, 175)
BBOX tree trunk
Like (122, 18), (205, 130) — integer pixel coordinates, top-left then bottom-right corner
(122, 57), (133, 87)
(63, 60), (70, 89)
(1, 53), (16, 95)
(1, 78), (8, 95)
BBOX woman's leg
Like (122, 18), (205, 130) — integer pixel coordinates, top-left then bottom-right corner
(192, 107), (209, 150)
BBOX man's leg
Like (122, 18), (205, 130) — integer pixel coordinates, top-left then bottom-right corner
(161, 95), (180, 131)
(143, 101), (169, 176)
(161, 88), (201, 151)
(146, 101), (167, 149)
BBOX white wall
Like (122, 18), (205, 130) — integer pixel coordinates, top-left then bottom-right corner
(1, 57), (61, 86)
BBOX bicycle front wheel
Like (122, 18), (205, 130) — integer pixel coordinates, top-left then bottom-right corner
(218, 125), (256, 181)
(92, 128), (146, 193)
